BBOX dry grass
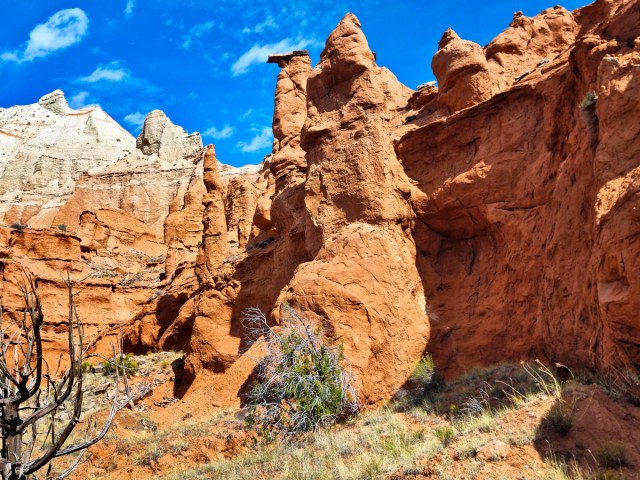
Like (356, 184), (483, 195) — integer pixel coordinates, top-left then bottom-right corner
(81, 361), (638, 480)
(160, 408), (442, 480)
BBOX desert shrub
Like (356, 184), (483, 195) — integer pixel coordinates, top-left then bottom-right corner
(411, 353), (435, 384)
(435, 425), (455, 446)
(580, 91), (598, 111)
(405, 353), (444, 405)
(103, 353), (139, 377)
(81, 361), (94, 374)
(57, 223), (67, 232)
(243, 305), (360, 437)
(595, 441), (627, 468)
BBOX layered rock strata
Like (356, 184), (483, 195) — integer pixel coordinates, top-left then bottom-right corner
(0, 90), (135, 226)
(157, 0), (640, 406)
(5, 0), (640, 410)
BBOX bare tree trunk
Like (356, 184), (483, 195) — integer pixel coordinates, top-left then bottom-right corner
(0, 273), (133, 479)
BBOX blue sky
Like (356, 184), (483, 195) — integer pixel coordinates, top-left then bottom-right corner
(1, 0), (590, 167)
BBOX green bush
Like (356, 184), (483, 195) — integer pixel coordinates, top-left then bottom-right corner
(407, 352), (443, 403)
(80, 361), (94, 374)
(57, 224), (67, 232)
(103, 353), (139, 378)
(580, 91), (598, 111)
(244, 305), (360, 437)
(411, 354), (436, 384)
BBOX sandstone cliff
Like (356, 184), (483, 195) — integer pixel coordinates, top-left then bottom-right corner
(399, 0), (640, 376)
(148, 0), (640, 407)
(3, 0), (639, 410)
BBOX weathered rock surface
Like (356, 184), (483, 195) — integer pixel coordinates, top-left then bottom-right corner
(0, 103), (207, 364)
(398, 0), (640, 376)
(5, 0), (640, 411)
(165, 13), (429, 406)
(54, 110), (203, 239)
(160, 0), (640, 407)
(0, 91), (135, 226)
(273, 13), (429, 404)
(432, 6), (578, 113)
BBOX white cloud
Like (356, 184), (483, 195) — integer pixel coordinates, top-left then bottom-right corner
(231, 38), (312, 76)
(69, 91), (90, 109)
(242, 16), (277, 34)
(0, 52), (19, 62)
(204, 125), (234, 140)
(123, 111), (147, 130)
(80, 62), (129, 83)
(237, 127), (272, 153)
(2, 8), (89, 62)
(181, 21), (216, 49)
(124, 1), (135, 17)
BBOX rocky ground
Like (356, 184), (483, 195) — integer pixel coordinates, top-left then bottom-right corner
(72, 359), (640, 479)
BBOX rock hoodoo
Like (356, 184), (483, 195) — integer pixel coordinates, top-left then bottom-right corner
(169, 0), (640, 404)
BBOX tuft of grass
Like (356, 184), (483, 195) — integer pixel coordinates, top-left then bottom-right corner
(594, 441), (627, 468)
(455, 408), (498, 434)
(454, 437), (484, 459)
(168, 439), (190, 454)
(543, 400), (574, 437)
(542, 454), (593, 480)
(435, 425), (455, 446)
(134, 443), (165, 467)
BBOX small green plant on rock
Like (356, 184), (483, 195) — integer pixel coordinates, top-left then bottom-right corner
(580, 90), (598, 111)
(103, 353), (139, 377)
(243, 305), (360, 438)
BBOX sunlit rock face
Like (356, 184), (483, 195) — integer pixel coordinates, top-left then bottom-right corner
(5, 0), (640, 411)
(0, 90), (136, 226)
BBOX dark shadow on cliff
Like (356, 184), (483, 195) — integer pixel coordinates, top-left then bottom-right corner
(123, 291), (191, 354)
(229, 184), (312, 354)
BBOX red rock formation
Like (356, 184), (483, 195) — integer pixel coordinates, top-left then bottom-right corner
(195, 145), (228, 286)
(270, 52), (312, 189)
(173, 0), (640, 406)
(432, 7), (578, 113)
(397, 0), (640, 376)
(271, 13), (429, 404)
(7, 0), (640, 411)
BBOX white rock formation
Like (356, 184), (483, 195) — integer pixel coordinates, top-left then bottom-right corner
(53, 110), (204, 238)
(0, 90), (135, 226)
